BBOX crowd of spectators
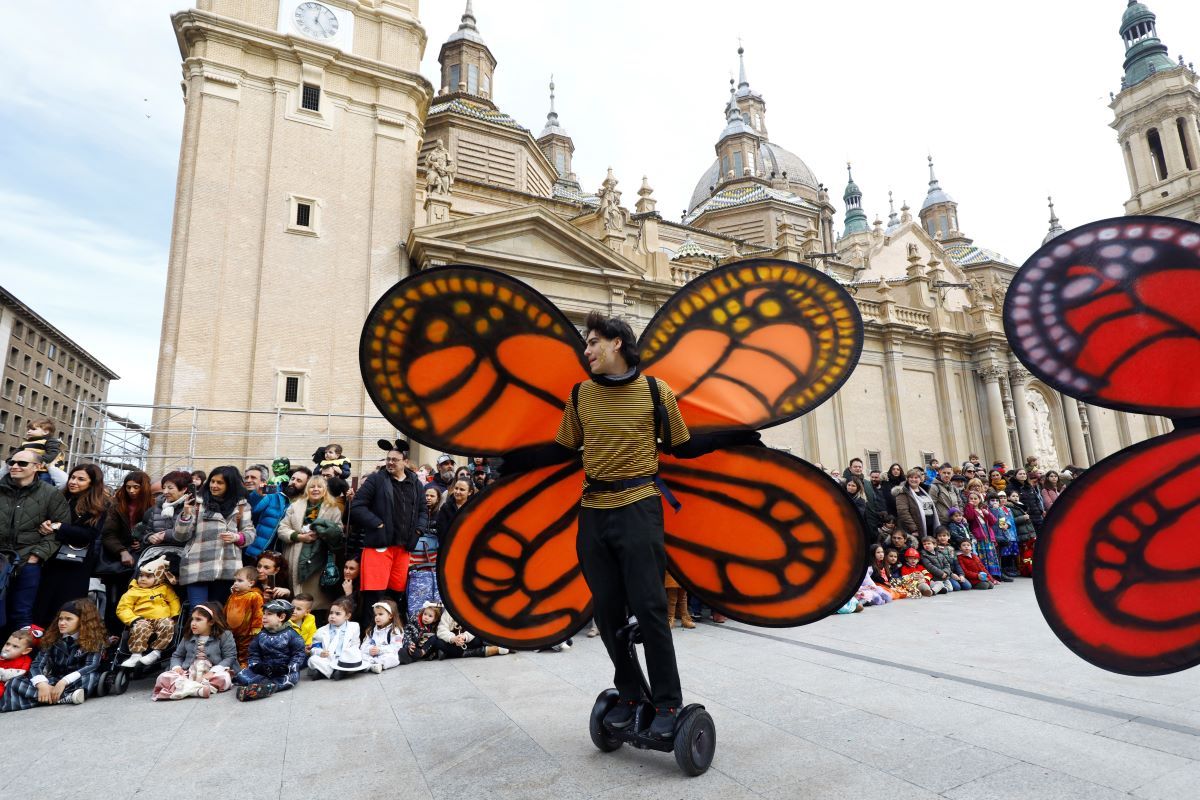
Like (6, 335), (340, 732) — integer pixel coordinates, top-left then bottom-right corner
(0, 411), (1079, 708)
(813, 453), (1080, 613)
(0, 426), (514, 707)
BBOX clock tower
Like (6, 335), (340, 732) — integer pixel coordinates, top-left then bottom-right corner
(152, 1), (431, 468)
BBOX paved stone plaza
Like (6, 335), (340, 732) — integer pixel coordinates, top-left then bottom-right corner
(2, 581), (1197, 799)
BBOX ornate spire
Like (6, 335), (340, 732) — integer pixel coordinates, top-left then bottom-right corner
(1043, 196), (1066, 244)
(921, 154), (955, 211)
(737, 44), (749, 91)
(446, 0), (486, 45)
(887, 190), (899, 227)
(540, 74), (568, 137)
(842, 162), (869, 236)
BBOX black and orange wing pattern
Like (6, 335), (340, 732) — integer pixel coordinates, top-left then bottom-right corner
(661, 447), (865, 626)
(437, 462), (589, 650)
(438, 447), (866, 649)
(1006, 216), (1200, 675)
(639, 258), (863, 432)
(360, 260), (867, 648)
(359, 265), (588, 455)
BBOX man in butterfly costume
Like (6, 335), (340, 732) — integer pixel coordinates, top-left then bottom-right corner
(505, 310), (759, 737)
(360, 259), (869, 736)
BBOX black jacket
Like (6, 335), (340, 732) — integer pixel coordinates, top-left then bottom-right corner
(348, 469), (428, 550)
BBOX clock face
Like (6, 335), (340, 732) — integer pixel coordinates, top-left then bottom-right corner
(294, 2), (339, 40)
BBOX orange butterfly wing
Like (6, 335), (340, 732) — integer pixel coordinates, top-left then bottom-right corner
(660, 447), (865, 625)
(437, 462), (591, 650)
(359, 266), (588, 454)
(639, 259), (863, 432)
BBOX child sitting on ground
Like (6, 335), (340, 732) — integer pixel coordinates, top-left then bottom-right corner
(919, 535), (965, 593)
(898, 548), (936, 596)
(289, 593), (317, 650)
(226, 566), (264, 668)
(360, 599), (404, 673)
(946, 508), (970, 548)
(0, 627), (40, 699)
(957, 540), (997, 589)
(308, 597), (366, 680)
(400, 602), (443, 664)
(116, 555), (181, 668)
(235, 599), (307, 701)
(0, 600), (105, 711)
(437, 607), (510, 659)
(857, 568), (892, 606)
(153, 602), (238, 700)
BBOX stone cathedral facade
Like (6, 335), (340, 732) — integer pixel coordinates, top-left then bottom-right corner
(150, 0), (1197, 474)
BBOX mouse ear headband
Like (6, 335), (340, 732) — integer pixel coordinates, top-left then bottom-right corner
(376, 439), (410, 458)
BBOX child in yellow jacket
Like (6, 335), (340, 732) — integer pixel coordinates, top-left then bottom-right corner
(116, 556), (182, 668)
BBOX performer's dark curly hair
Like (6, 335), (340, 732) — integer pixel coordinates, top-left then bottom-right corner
(584, 310), (640, 366)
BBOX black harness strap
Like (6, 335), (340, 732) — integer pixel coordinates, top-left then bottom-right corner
(573, 374), (681, 511)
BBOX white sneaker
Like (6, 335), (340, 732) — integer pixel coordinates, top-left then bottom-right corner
(61, 688), (85, 705)
(139, 651), (162, 666)
(497, 647), (510, 656)
(120, 654), (142, 669)
(369, 663), (383, 674)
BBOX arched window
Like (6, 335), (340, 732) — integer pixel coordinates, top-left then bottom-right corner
(1148, 128), (1169, 180)
(732, 151), (744, 175)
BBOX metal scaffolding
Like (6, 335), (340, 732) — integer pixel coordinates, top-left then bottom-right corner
(66, 401), (403, 483)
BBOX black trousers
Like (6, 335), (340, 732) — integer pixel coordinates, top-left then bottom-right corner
(577, 495), (682, 709)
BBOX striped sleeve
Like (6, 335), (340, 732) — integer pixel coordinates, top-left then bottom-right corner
(555, 396), (583, 449)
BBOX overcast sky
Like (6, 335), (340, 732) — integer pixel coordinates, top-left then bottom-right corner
(3, 0), (1198, 411)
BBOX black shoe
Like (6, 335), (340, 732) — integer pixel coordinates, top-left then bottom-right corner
(997, 574), (1014, 582)
(648, 707), (678, 740)
(603, 699), (637, 731)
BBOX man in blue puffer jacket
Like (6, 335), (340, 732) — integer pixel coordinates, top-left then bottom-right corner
(242, 464), (290, 561)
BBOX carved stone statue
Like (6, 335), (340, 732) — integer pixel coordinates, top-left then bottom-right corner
(992, 281), (1008, 312)
(425, 138), (455, 196)
(1027, 391), (1059, 469)
(598, 169), (623, 231)
(965, 277), (988, 308)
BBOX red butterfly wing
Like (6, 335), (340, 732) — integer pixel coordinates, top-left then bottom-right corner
(1005, 216), (1200, 417)
(1035, 428), (1200, 675)
(360, 266), (588, 454)
(639, 259), (863, 432)
(437, 463), (590, 650)
(660, 447), (866, 626)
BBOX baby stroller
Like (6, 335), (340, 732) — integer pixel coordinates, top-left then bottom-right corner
(97, 543), (186, 697)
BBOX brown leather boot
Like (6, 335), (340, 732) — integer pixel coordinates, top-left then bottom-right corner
(666, 587), (679, 627)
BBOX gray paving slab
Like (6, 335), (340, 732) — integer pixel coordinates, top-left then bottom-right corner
(0, 580), (1197, 799)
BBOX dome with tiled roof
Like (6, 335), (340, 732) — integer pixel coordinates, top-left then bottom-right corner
(688, 142), (819, 213)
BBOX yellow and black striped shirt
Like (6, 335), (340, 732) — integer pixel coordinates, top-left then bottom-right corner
(555, 374), (690, 509)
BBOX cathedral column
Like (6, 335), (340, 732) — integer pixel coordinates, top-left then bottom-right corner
(1061, 395), (1089, 468)
(881, 333), (908, 465)
(1128, 131), (1157, 185)
(1159, 116), (1190, 175)
(1085, 404), (1111, 461)
(980, 364), (1009, 464)
(1009, 368), (1036, 465)
(933, 346), (960, 463)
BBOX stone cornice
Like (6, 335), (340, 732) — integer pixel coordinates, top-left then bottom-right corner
(172, 9), (432, 109)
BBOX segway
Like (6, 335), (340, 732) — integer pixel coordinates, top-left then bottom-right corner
(588, 620), (716, 776)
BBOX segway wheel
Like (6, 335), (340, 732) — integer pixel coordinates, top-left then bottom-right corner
(673, 710), (716, 776)
(98, 673), (113, 697)
(113, 670), (130, 695)
(589, 689), (623, 753)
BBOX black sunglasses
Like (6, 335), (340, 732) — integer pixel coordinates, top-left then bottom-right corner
(6, 459), (32, 468)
